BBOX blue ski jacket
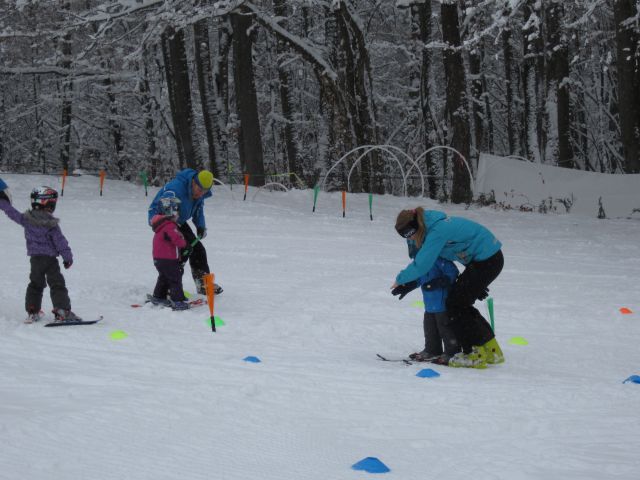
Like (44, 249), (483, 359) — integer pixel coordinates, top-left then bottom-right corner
(407, 240), (458, 313)
(148, 169), (212, 229)
(396, 210), (501, 286)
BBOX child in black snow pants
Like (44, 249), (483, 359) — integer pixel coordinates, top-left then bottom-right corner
(150, 196), (189, 310)
(0, 181), (82, 324)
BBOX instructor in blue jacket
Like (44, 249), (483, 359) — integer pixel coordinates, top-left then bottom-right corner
(392, 207), (504, 368)
(148, 169), (222, 294)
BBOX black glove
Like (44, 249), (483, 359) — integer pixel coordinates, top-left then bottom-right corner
(179, 246), (192, 264)
(477, 286), (490, 301)
(196, 227), (207, 239)
(63, 260), (73, 269)
(422, 277), (451, 291)
(0, 190), (10, 203)
(391, 281), (419, 300)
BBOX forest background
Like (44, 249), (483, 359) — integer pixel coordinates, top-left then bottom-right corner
(1, 0), (638, 204)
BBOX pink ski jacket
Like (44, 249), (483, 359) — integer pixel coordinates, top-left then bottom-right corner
(151, 215), (187, 260)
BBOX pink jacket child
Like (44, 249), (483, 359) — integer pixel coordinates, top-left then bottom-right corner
(150, 198), (190, 310)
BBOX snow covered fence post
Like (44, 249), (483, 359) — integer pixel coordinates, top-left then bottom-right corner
(204, 273), (216, 333)
(61, 169), (68, 197)
(488, 297), (495, 332)
(342, 190), (346, 218)
(312, 185), (320, 212)
(139, 171), (148, 196)
(243, 174), (250, 201)
(99, 170), (106, 196)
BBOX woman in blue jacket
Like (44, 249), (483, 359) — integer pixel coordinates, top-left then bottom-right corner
(392, 207), (504, 368)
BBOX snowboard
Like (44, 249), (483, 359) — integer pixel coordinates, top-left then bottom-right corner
(45, 316), (103, 327)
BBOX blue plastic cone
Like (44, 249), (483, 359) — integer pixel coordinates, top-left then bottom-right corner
(416, 368), (440, 378)
(351, 457), (390, 474)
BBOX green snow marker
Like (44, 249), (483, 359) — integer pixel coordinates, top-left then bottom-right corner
(205, 316), (225, 328)
(411, 300), (425, 309)
(509, 336), (528, 345)
(368, 193), (373, 221)
(110, 330), (128, 340)
(487, 297), (495, 332)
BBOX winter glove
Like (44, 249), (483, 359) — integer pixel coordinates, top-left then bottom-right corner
(0, 190), (9, 203)
(422, 277), (451, 291)
(391, 280), (419, 300)
(196, 227), (207, 239)
(477, 286), (490, 301)
(63, 260), (73, 269)
(179, 246), (192, 264)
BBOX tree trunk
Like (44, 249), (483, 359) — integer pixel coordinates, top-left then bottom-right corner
(231, 11), (265, 187)
(546, 0), (574, 168)
(273, 0), (301, 185)
(58, 4), (73, 174)
(441, 2), (471, 203)
(194, 18), (220, 177)
(161, 26), (200, 170)
(410, 2), (438, 198)
(522, 0), (543, 163)
(614, 0), (640, 173)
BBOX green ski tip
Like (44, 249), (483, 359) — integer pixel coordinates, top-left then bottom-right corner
(509, 336), (528, 345)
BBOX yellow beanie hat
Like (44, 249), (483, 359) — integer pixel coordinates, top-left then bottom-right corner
(195, 170), (214, 190)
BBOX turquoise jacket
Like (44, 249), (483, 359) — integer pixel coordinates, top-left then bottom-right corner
(148, 169), (212, 229)
(396, 210), (501, 285)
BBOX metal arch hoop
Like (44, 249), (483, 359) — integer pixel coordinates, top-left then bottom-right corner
(252, 182), (290, 200)
(321, 145), (424, 197)
(411, 146), (475, 198)
(213, 178), (235, 199)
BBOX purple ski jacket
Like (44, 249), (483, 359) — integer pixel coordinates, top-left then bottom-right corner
(0, 200), (73, 263)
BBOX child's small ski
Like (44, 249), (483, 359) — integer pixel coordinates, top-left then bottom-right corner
(131, 295), (206, 309)
(45, 316), (103, 327)
(376, 353), (412, 365)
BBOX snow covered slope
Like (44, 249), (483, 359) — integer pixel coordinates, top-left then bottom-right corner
(1, 173), (639, 479)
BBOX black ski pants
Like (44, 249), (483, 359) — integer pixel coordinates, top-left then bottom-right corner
(26, 255), (71, 313)
(423, 311), (460, 357)
(445, 250), (504, 353)
(153, 259), (186, 302)
(179, 223), (210, 282)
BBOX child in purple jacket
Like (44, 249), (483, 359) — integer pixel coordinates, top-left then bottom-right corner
(150, 196), (189, 310)
(0, 181), (82, 324)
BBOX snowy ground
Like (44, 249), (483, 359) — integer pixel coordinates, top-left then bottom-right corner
(0, 172), (639, 480)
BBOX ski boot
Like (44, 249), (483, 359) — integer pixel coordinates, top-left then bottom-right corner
(194, 275), (223, 295)
(448, 345), (488, 369)
(52, 309), (83, 323)
(409, 349), (442, 362)
(149, 295), (172, 307)
(24, 308), (43, 324)
(482, 338), (505, 364)
(171, 300), (190, 311)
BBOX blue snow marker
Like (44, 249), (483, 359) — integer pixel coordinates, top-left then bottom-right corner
(243, 356), (261, 363)
(416, 368), (440, 378)
(351, 457), (390, 474)
(623, 375), (640, 384)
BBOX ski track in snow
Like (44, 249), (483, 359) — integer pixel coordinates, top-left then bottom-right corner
(1, 173), (639, 479)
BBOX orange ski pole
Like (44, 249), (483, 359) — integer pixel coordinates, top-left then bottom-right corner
(204, 273), (216, 332)
(61, 169), (68, 197)
(99, 170), (106, 196)
(243, 174), (250, 201)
